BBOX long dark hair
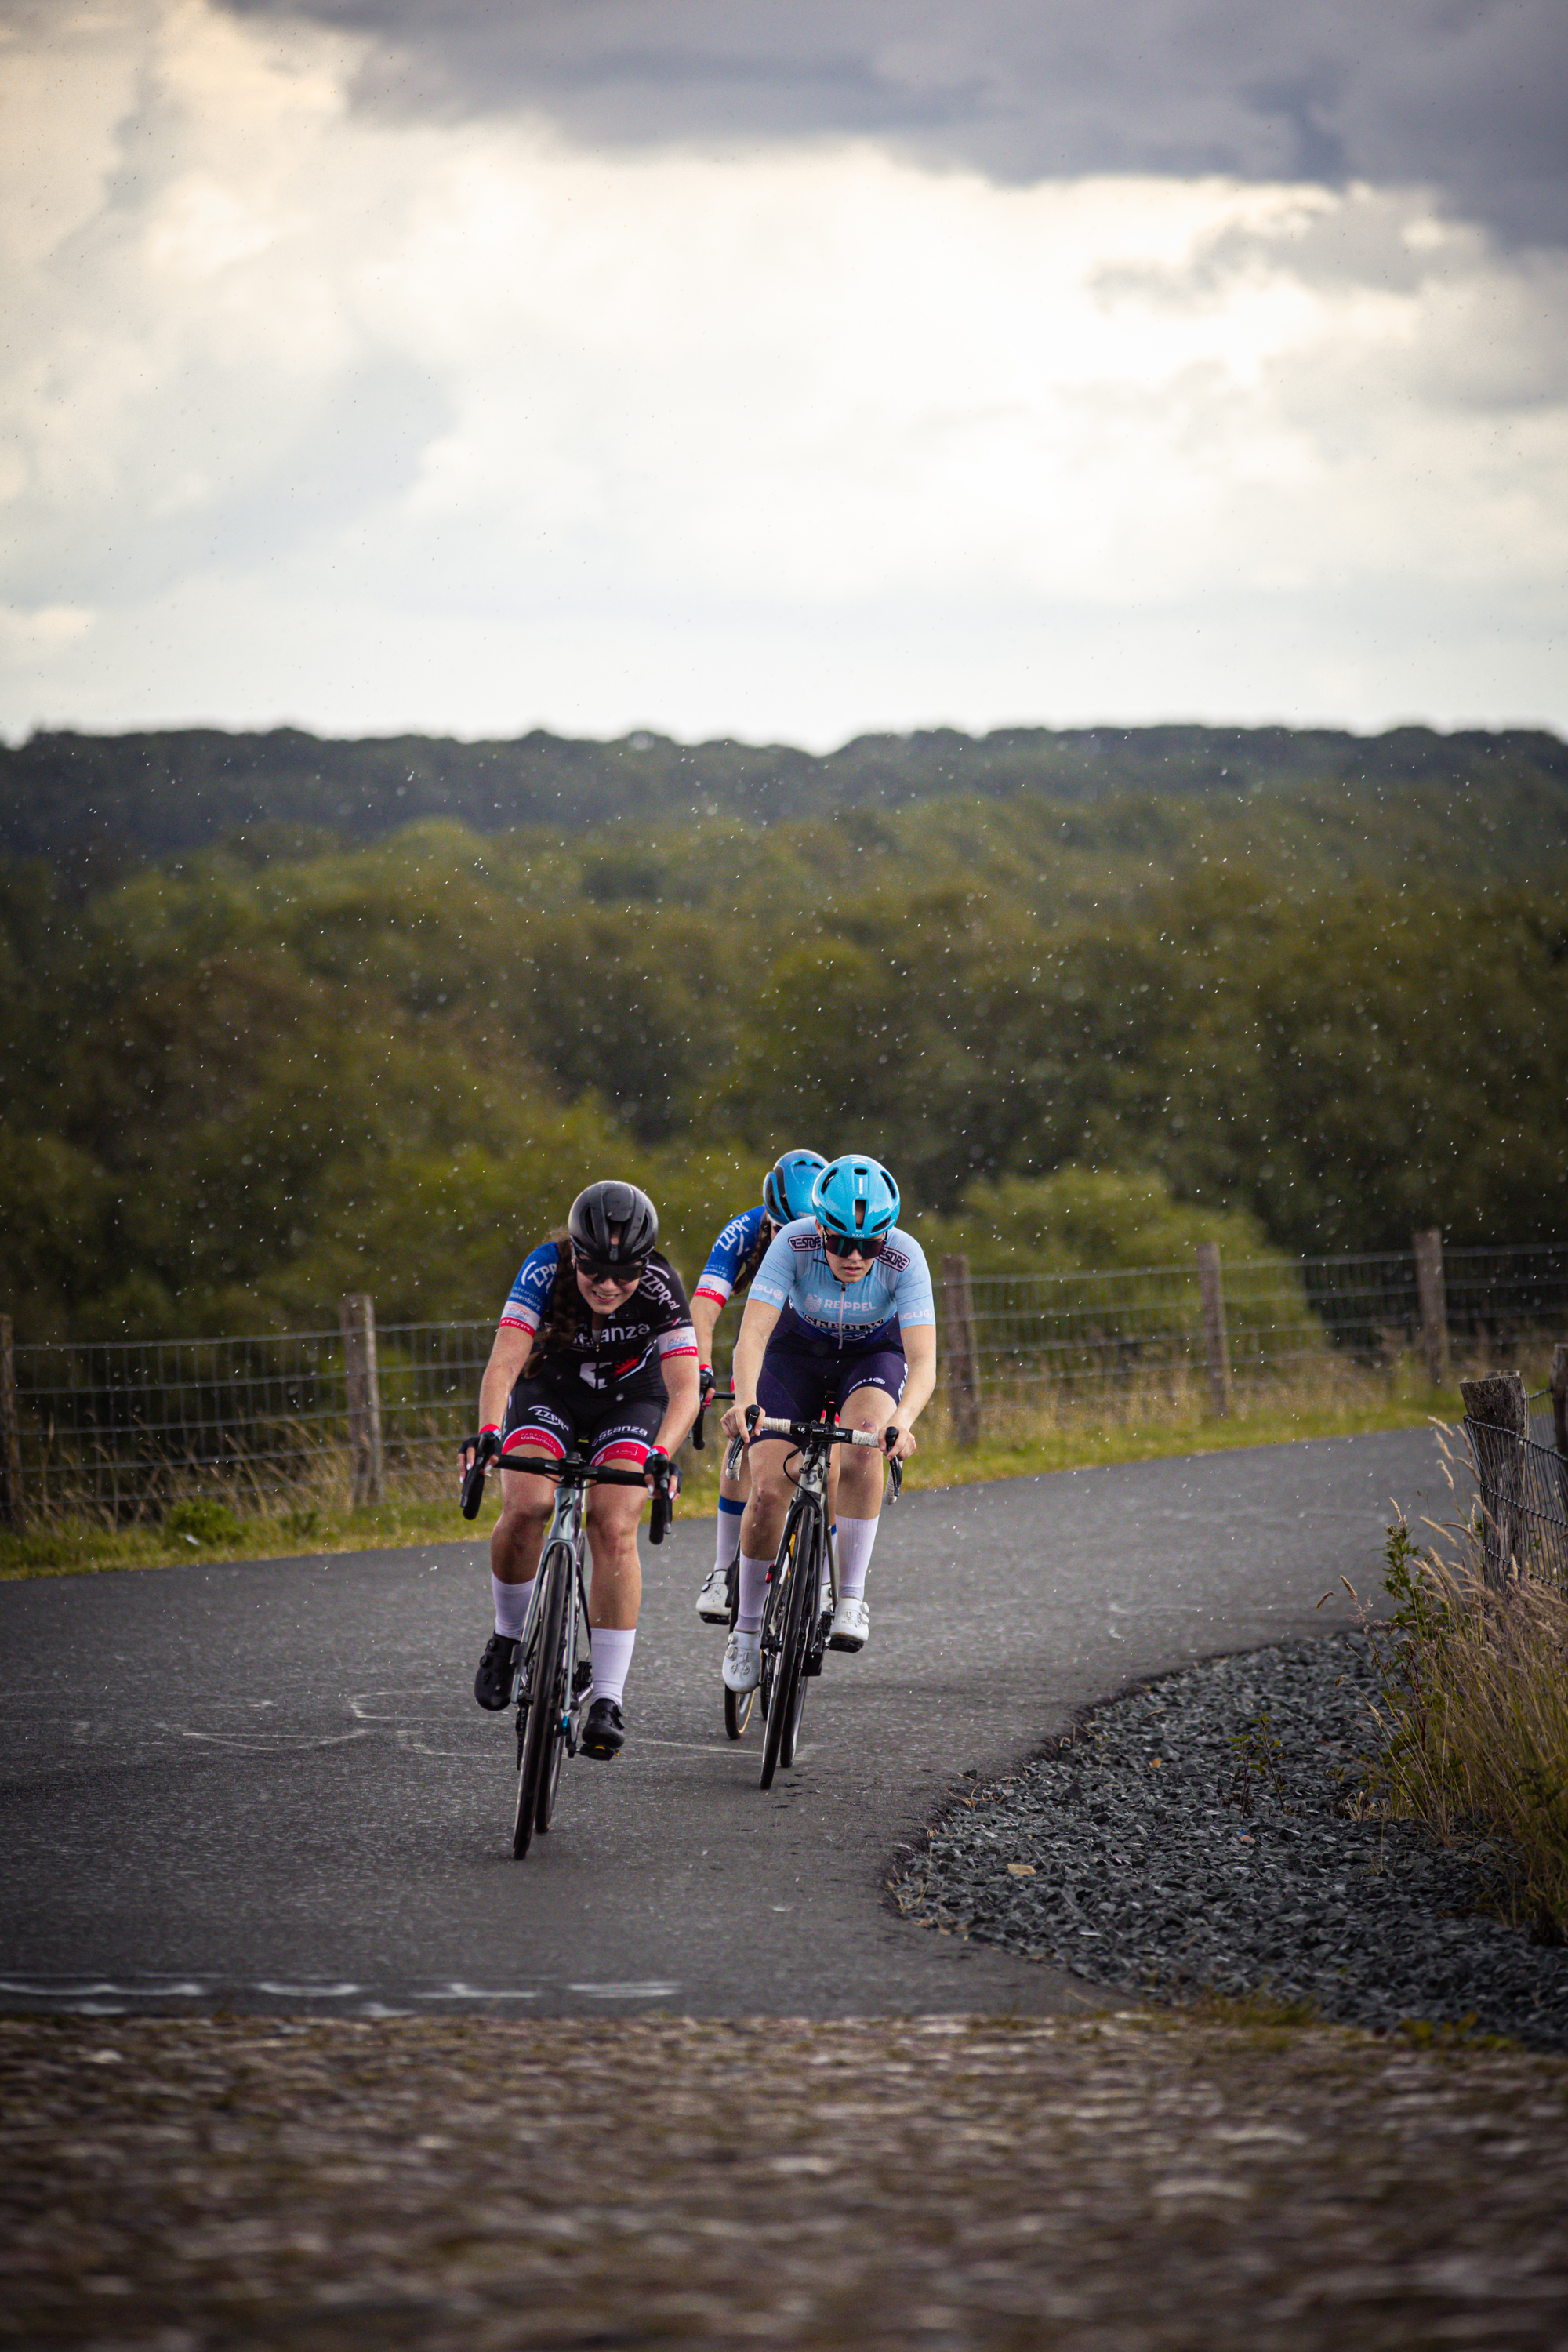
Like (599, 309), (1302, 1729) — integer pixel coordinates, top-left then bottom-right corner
(733, 1216), (774, 1295)
(527, 1230), (579, 1370)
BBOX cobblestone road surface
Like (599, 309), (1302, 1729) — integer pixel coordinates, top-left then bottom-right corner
(4, 2014), (1566, 2350)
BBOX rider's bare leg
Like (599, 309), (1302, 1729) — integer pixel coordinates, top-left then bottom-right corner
(831, 1383), (900, 1601)
(490, 1467), (554, 1634)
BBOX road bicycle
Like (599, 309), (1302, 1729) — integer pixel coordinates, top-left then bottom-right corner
(742, 1410), (901, 1791)
(459, 1447), (672, 1858)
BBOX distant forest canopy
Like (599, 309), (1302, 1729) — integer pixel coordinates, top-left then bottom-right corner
(2, 741), (1564, 1345)
(3, 719), (1567, 894)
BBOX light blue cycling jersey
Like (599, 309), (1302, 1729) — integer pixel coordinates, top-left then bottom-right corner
(749, 1218), (935, 1347)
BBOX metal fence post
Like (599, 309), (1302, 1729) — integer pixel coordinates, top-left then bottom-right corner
(1, 1317), (25, 1534)
(1460, 1370), (1527, 1581)
(942, 1254), (981, 1448)
(1195, 1243), (1232, 1417)
(340, 1294), (383, 1507)
(1413, 1228), (1449, 1387)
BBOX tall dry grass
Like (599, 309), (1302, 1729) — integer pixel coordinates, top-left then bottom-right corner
(1363, 1477), (1568, 1942)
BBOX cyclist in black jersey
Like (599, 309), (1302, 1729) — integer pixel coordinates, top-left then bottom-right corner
(460, 1181), (700, 1757)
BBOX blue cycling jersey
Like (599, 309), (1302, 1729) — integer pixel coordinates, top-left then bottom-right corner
(749, 1218), (935, 1347)
(692, 1203), (770, 1312)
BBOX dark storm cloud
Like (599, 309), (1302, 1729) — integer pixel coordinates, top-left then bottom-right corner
(214, 0), (1568, 247)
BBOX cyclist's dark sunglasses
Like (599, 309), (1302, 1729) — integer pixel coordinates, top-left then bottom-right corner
(575, 1255), (646, 1284)
(821, 1227), (886, 1261)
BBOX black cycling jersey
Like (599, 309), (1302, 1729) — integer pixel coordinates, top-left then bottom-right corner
(499, 1241), (698, 1396)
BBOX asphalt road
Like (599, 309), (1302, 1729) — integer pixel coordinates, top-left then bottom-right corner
(0, 1429), (1443, 2020)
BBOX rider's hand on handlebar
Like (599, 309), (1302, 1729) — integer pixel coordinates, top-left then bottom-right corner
(699, 1364), (717, 1405)
(644, 1447), (680, 1498)
(460, 1425), (503, 1475)
(883, 1421), (918, 1463)
(720, 1397), (754, 1442)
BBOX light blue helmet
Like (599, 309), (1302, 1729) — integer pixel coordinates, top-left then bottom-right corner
(811, 1155), (900, 1243)
(763, 1149), (827, 1225)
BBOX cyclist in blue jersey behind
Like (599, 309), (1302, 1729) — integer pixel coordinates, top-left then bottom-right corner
(690, 1149), (826, 1624)
(462, 1180), (700, 1759)
(719, 1154), (936, 1693)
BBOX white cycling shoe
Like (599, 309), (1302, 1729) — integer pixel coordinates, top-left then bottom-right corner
(722, 1628), (761, 1692)
(829, 1595), (869, 1653)
(695, 1565), (731, 1624)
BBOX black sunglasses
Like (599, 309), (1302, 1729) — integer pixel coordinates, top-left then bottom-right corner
(575, 1255), (646, 1283)
(821, 1226), (886, 1261)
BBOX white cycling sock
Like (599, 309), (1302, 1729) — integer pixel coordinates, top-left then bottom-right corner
(492, 1573), (533, 1641)
(736, 1552), (772, 1635)
(833, 1515), (880, 1602)
(588, 1624), (636, 1708)
(714, 1495), (745, 1576)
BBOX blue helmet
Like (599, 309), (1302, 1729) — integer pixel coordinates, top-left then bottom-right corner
(763, 1149), (827, 1226)
(811, 1155), (900, 1243)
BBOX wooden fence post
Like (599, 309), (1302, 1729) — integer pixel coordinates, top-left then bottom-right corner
(0, 1316), (25, 1535)
(339, 1294), (383, 1508)
(1412, 1228), (1449, 1388)
(1551, 1344), (1568, 1517)
(1460, 1369), (1527, 1581)
(942, 1254), (981, 1449)
(1196, 1243), (1232, 1417)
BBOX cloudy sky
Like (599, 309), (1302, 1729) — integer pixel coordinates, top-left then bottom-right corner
(3, 0), (1566, 747)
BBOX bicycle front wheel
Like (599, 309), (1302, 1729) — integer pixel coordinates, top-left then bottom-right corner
(760, 1504), (819, 1791)
(514, 1548), (569, 1858)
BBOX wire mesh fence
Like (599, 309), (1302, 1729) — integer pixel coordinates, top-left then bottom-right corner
(4, 1239), (1566, 1526)
(6, 1321), (495, 1518)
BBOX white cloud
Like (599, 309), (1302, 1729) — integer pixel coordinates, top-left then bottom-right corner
(2, 0), (1565, 745)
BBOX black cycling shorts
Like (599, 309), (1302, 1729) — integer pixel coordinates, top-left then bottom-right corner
(501, 1371), (663, 1469)
(754, 1326), (907, 1429)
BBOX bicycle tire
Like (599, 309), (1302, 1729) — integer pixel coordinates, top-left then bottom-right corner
(536, 1555), (580, 1835)
(513, 1549), (568, 1858)
(778, 1511), (819, 1770)
(759, 1504), (818, 1790)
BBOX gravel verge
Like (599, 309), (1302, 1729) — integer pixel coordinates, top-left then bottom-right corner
(4, 2013), (1568, 2350)
(891, 1631), (1568, 2049)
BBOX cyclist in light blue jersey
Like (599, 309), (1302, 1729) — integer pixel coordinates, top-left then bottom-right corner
(690, 1149), (826, 1624)
(720, 1155), (936, 1689)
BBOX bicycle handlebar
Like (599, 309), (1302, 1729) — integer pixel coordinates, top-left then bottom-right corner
(459, 1448), (673, 1541)
(691, 1381), (735, 1452)
(750, 1414), (884, 1448)
(746, 1414), (903, 1500)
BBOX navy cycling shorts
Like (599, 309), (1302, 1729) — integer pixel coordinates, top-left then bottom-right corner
(502, 1372), (662, 1469)
(754, 1329), (907, 1430)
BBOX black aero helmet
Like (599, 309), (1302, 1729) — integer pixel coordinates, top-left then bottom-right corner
(567, 1180), (659, 1268)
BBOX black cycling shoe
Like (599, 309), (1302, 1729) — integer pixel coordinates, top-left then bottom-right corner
(579, 1697), (626, 1759)
(473, 1632), (521, 1711)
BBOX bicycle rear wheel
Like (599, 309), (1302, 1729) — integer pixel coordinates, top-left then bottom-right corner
(760, 1505), (818, 1791)
(513, 1548), (569, 1858)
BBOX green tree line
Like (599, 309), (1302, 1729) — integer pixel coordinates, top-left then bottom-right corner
(2, 787), (1564, 1343)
